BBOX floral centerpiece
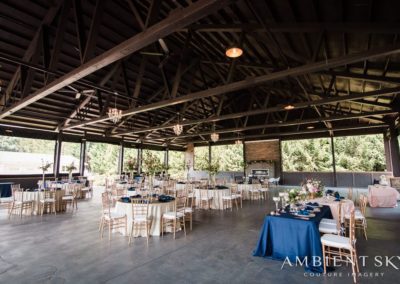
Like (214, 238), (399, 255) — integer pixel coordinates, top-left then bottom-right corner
(125, 157), (138, 179)
(204, 160), (220, 185)
(288, 189), (300, 204)
(39, 159), (52, 189)
(301, 178), (324, 198)
(142, 152), (163, 188)
(65, 162), (77, 181)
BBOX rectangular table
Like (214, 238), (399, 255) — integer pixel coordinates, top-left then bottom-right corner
(253, 205), (332, 272)
(368, 185), (400, 207)
(0, 182), (13, 197)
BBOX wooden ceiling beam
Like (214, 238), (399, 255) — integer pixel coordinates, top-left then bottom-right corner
(113, 87), (400, 136)
(61, 45), (400, 130)
(0, 0), (232, 120)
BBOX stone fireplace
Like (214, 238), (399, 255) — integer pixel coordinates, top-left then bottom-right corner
(246, 161), (275, 178)
(244, 140), (281, 178)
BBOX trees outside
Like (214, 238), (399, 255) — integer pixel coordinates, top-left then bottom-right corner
(168, 150), (185, 179)
(123, 148), (138, 173)
(194, 146), (209, 170)
(85, 142), (119, 176)
(334, 135), (386, 171)
(211, 144), (244, 171)
(282, 134), (386, 172)
(59, 142), (81, 173)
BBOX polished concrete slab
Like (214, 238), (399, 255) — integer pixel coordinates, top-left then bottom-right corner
(0, 187), (399, 284)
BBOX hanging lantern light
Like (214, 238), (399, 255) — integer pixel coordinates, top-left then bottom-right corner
(210, 123), (219, 142)
(108, 92), (122, 123)
(172, 113), (183, 136)
(235, 139), (242, 145)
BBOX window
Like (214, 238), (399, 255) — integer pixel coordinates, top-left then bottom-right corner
(0, 135), (55, 175)
(59, 142), (81, 173)
(194, 146), (209, 170)
(334, 134), (386, 172)
(85, 142), (119, 176)
(142, 149), (165, 173)
(282, 138), (333, 172)
(211, 144), (244, 171)
(168, 150), (185, 179)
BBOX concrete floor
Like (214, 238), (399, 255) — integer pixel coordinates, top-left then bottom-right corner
(0, 187), (399, 284)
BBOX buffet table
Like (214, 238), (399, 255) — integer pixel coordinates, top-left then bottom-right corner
(115, 200), (175, 236)
(253, 205), (333, 272)
(368, 185), (399, 208)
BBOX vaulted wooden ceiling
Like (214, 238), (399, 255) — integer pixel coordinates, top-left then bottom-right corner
(0, 0), (399, 149)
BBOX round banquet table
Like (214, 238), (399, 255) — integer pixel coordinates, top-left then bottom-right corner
(237, 184), (262, 200)
(309, 197), (354, 226)
(194, 188), (231, 210)
(114, 200), (175, 237)
(17, 190), (66, 214)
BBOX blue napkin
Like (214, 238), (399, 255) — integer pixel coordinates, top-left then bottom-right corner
(298, 210), (309, 216)
(128, 187), (136, 191)
(215, 185), (229, 189)
(120, 197), (130, 203)
(306, 202), (319, 206)
(305, 206), (314, 211)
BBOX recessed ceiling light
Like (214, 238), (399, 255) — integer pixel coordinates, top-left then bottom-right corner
(5, 129), (13, 133)
(284, 104), (295, 110)
(307, 126), (315, 129)
(225, 46), (243, 58)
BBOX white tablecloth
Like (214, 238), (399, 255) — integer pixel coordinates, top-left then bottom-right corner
(19, 190), (65, 214)
(114, 201), (175, 236)
(237, 184), (262, 200)
(310, 197), (354, 225)
(194, 188), (231, 210)
(368, 185), (400, 208)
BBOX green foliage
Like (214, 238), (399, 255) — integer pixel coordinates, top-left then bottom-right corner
(168, 150), (185, 179)
(211, 144), (244, 171)
(0, 136), (55, 154)
(142, 150), (163, 175)
(194, 146), (209, 170)
(282, 134), (386, 172)
(86, 142), (119, 175)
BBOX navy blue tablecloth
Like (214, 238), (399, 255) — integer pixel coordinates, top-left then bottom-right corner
(0, 182), (14, 197)
(253, 205), (333, 272)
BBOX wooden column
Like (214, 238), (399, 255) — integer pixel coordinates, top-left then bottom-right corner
(383, 134), (392, 172)
(118, 142), (124, 175)
(53, 133), (62, 178)
(79, 139), (86, 176)
(388, 126), (400, 176)
(137, 146), (143, 174)
(330, 136), (337, 187)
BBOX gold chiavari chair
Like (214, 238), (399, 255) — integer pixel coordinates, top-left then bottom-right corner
(347, 187), (353, 201)
(231, 183), (243, 208)
(199, 189), (213, 210)
(99, 192), (127, 241)
(39, 190), (57, 215)
(129, 199), (152, 246)
(62, 184), (79, 212)
(8, 186), (33, 218)
(319, 200), (343, 235)
(249, 184), (261, 201)
(161, 196), (186, 239)
(222, 187), (238, 211)
(321, 209), (359, 283)
(344, 194), (368, 240)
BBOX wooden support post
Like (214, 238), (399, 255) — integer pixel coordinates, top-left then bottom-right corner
(80, 140), (86, 176)
(54, 134), (62, 178)
(118, 142), (124, 175)
(331, 136), (337, 187)
(388, 126), (400, 176)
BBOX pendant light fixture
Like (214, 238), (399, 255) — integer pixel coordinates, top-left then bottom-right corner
(225, 46), (243, 58)
(210, 123), (219, 142)
(172, 113), (183, 136)
(108, 92), (122, 123)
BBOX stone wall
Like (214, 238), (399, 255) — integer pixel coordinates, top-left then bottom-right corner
(244, 140), (281, 178)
